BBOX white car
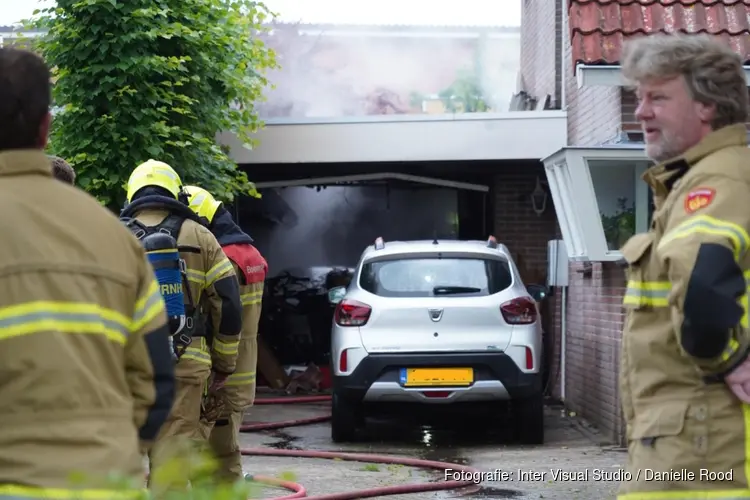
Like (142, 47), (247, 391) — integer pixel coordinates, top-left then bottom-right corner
(327, 236), (547, 444)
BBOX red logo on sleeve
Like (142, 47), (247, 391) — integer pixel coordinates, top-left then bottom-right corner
(684, 187), (716, 214)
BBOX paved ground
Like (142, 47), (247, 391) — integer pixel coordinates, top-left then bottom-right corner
(239, 396), (627, 500)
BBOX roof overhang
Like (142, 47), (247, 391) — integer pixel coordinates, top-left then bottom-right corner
(576, 64), (750, 89)
(220, 111), (568, 164)
(542, 145), (650, 262)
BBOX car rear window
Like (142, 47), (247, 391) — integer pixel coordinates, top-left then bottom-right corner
(359, 257), (513, 298)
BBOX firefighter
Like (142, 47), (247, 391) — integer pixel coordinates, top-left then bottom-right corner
(0, 47), (175, 498)
(185, 185), (267, 482)
(617, 34), (750, 497)
(120, 161), (243, 491)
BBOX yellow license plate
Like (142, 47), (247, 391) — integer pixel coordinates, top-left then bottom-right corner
(403, 367), (474, 387)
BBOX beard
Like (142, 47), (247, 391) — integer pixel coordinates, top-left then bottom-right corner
(645, 130), (686, 163)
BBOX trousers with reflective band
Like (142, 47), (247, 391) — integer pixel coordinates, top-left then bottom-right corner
(221, 262), (262, 411)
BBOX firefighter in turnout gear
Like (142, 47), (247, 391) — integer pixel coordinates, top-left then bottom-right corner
(0, 47), (175, 498)
(185, 185), (268, 482)
(617, 34), (750, 497)
(120, 161), (243, 491)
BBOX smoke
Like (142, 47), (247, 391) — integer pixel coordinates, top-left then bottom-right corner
(256, 21), (520, 118)
(252, 185), (458, 276)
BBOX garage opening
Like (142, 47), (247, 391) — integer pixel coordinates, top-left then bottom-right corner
(231, 161), (498, 379)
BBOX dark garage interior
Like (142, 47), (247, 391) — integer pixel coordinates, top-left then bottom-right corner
(226, 159), (555, 391)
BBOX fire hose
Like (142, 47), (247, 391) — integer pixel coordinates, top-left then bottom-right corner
(240, 394), (482, 500)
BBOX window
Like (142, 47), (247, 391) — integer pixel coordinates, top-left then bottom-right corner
(587, 160), (651, 250)
(543, 147), (651, 262)
(359, 257), (512, 298)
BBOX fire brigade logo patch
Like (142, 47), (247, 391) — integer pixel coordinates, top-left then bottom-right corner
(684, 187), (716, 214)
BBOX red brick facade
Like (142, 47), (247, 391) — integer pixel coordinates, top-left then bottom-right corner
(521, 0), (629, 445)
(492, 165), (564, 410)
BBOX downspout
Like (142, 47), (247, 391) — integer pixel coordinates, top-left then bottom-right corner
(559, 0), (568, 403)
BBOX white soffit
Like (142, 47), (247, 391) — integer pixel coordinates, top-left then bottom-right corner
(542, 145), (649, 262)
(219, 111), (568, 164)
(577, 64), (750, 89)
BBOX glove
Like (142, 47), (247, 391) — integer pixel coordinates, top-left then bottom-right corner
(209, 371), (230, 393)
(200, 392), (225, 423)
(725, 355), (750, 403)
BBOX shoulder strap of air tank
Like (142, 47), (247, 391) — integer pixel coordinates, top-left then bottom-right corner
(121, 217), (153, 241)
(155, 214), (186, 240)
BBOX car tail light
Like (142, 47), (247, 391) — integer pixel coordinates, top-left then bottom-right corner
(500, 297), (537, 325)
(334, 299), (372, 327)
(525, 346), (534, 370)
(339, 349), (348, 372)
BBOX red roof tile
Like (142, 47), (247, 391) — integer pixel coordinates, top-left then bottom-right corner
(569, 0), (750, 68)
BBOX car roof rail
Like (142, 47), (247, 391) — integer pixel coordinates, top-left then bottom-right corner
(374, 236), (385, 250)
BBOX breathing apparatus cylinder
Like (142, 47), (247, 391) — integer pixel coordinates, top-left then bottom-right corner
(141, 233), (187, 355)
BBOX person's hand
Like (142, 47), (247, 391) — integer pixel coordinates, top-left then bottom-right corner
(209, 371), (229, 393)
(724, 356), (750, 403)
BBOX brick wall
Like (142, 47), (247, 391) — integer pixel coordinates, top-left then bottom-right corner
(564, 262), (627, 444)
(520, 0), (560, 107)
(493, 164), (558, 284)
(521, 0), (633, 446)
(565, 44), (622, 144)
(492, 164), (562, 405)
(493, 181), (629, 445)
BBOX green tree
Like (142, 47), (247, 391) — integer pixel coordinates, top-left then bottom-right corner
(438, 69), (490, 113)
(27, 0), (277, 209)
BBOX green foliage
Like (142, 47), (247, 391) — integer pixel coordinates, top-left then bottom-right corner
(62, 438), (272, 499)
(601, 197), (636, 250)
(409, 70), (490, 114)
(438, 70), (490, 113)
(26, 0), (277, 208)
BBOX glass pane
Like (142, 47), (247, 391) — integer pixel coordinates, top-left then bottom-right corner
(587, 160), (637, 251)
(360, 257), (512, 298)
(257, 25), (520, 119)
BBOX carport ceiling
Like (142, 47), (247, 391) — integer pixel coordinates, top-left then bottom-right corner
(253, 173), (489, 192)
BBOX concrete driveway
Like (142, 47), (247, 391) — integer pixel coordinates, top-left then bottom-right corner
(239, 399), (626, 500)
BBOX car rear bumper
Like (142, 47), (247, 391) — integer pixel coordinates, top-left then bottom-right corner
(332, 352), (542, 404)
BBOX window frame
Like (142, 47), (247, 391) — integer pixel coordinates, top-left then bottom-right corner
(542, 146), (651, 262)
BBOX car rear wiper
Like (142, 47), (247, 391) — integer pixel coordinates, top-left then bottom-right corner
(433, 286), (482, 295)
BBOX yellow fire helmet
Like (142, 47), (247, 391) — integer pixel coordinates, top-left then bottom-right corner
(126, 159), (183, 203)
(184, 185), (222, 223)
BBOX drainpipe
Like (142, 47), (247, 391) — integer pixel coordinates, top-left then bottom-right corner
(559, 0), (567, 110)
(560, 285), (567, 401)
(558, 0), (568, 404)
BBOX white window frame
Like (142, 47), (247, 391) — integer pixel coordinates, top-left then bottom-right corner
(542, 146), (650, 262)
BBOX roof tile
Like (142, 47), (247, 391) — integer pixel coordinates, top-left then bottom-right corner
(569, 0), (750, 67)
